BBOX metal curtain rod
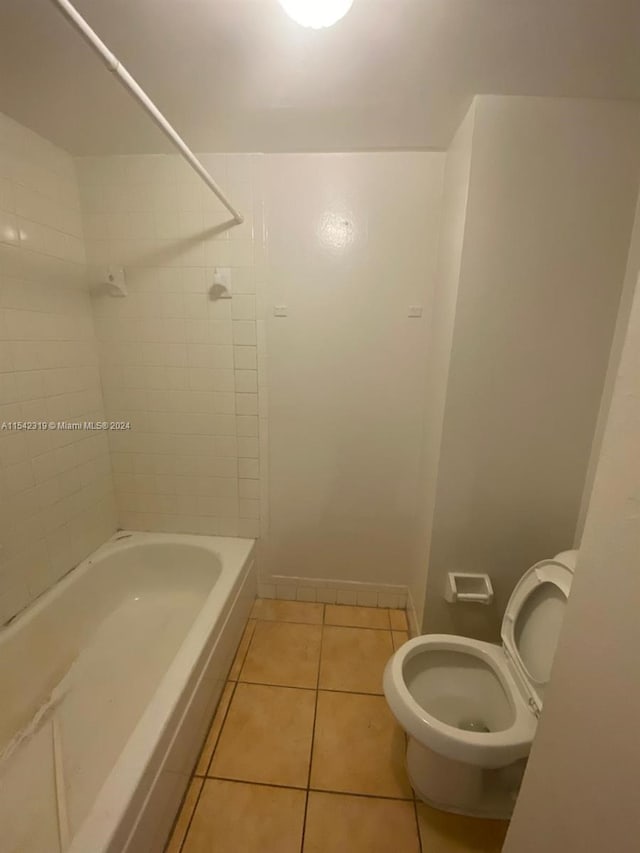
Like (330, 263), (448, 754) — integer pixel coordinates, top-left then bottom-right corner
(50, 0), (243, 225)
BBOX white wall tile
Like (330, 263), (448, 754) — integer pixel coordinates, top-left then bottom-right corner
(235, 370), (257, 393)
(75, 151), (263, 539)
(0, 119), (116, 625)
(238, 458), (259, 479)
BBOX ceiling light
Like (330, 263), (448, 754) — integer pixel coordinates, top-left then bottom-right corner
(278, 0), (354, 30)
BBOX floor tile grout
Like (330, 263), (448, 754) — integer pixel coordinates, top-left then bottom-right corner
(299, 604), (324, 853)
(232, 618), (258, 682)
(202, 774), (308, 791)
(199, 773), (416, 803)
(178, 601), (420, 853)
(174, 615), (256, 851)
(197, 681), (239, 777)
(413, 798), (424, 853)
(164, 776), (197, 853)
(230, 679), (317, 692)
(308, 786), (414, 802)
(230, 678), (388, 698)
(174, 777), (204, 853)
(252, 617), (395, 631)
(189, 772), (417, 803)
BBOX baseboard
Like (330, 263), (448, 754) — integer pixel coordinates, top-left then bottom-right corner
(258, 573), (408, 610)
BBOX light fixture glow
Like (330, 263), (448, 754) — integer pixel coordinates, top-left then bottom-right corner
(278, 0), (354, 29)
(318, 209), (355, 253)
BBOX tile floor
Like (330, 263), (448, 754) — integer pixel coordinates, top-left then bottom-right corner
(166, 601), (509, 853)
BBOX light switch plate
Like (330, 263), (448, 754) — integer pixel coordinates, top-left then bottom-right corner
(273, 305), (288, 317)
(408, 305), (423, 318)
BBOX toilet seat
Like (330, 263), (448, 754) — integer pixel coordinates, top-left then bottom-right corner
(501, 558), (573, 715)
(383, 551), (576, 769)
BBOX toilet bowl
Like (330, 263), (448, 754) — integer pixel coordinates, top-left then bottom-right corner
(384, 550), (577, 819)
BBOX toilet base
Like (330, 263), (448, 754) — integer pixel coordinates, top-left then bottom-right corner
(406, 737), (525, 820)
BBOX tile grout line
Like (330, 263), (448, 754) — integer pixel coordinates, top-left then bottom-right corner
(201, 775), (307, 792)
(176, 611), (256, 852)
(188, 771), (415, 803)
(253, 616), (392, 630)
(175, 602), (414, 851)
(228, 616), (258, 684)
(163, 777), (195, 853)
(199, 678), (239, 778)
(409, 726), (423, 853)
(194, 613), (255, 777)
(177, 679), (240, 853)
(298, 601), (325, 853)
(200, 774), (415, 802)
(413, 798), (423, 853)
(234, 679), (388, 698)
(307, 786), (413, 803)
(175, 777), (205, 853)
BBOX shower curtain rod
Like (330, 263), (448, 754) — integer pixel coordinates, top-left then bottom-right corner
(50, 0), (243, 225)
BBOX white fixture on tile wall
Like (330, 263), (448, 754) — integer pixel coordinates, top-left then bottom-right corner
(210, 268), (232, 300)
(103, 266), (128, 298)
(445, 572), (494, 605)
(49, 0), (243, 225)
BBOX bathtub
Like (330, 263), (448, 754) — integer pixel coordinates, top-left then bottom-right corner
(0, 531), (256, 853)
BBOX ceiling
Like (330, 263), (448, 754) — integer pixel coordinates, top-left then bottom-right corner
(1, 0), (639, 154)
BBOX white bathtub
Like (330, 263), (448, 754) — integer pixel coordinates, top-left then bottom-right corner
(0, 531), (256, 853)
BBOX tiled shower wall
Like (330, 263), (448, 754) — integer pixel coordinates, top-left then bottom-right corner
(76, 154), (265, 538)
(0, 113), (116, 624)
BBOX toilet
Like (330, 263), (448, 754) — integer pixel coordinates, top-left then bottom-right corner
(384, 550), (577, 819)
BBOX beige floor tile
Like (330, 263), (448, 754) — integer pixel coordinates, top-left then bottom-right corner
(165, 777), (203, 853)
(389, 609), (409, 631)
(392, 630), (410, 651)
(228, 619), (256, 680)
(182, 779), (305, 853)
(195, 682), (235, 776)
(209, 683), (315, 788)
(319, 626), (393, 694)
(325, 604), (390, 630)
(416, 802), (509, 852)
(240, 620), (322, 688)
(310, 691), (412, 799)
(251, 598), (324, 624)
(303, 791), (420, 853)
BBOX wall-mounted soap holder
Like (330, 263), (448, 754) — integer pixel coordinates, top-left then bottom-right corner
(445, 573), (494, 605)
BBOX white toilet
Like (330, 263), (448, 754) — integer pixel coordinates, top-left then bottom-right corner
(384, 550), (577, 819)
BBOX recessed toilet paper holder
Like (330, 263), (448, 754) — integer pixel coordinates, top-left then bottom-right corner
(445, 573), (494, 605)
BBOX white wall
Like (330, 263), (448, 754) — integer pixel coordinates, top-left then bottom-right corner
(504, 247), (640, 853)
(408, 105), (476, 629)
(76, 153), (265, 538)
(260, 153), (445, 601)
(74, 150), (447, 604)
(575, 189), (640, 540)
(422, 96), (640, 638)
(0, 113), (116, 624)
